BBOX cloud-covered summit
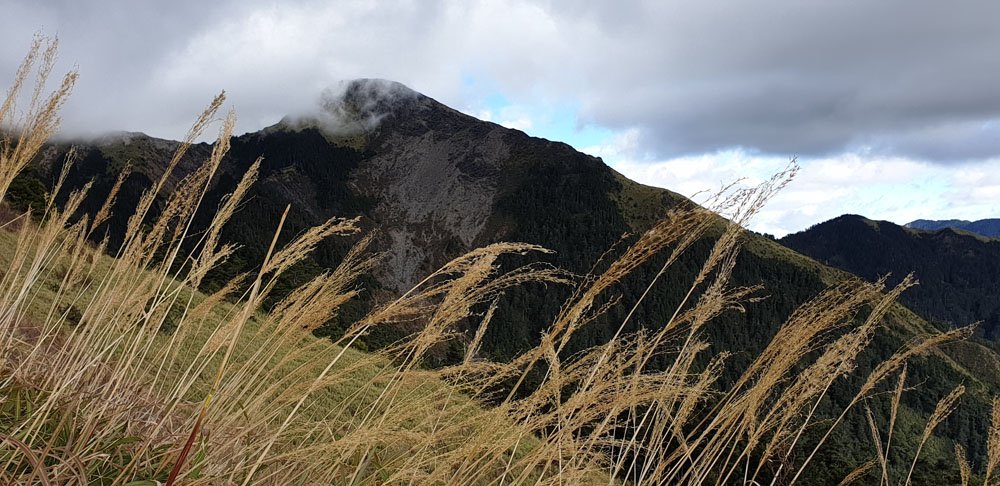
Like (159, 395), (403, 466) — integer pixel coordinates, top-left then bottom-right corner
(281, 79), (425, 137)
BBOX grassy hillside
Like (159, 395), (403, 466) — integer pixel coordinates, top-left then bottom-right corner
(0, 101), (561, 483)
(0, 214), (524, 483)
(607, 177), (1000, 480)
(4, 38), (1000, 485)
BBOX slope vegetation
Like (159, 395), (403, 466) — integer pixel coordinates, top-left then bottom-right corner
(6, 70), (1000, 483)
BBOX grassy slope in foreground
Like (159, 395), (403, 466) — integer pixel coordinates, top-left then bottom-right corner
(3, 151), (995, 485)
(0, 211), (565, 484)
(7, 127), (998, 485)
(3, 43), (998, 483)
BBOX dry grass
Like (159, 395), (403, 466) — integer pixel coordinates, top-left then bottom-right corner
(0, 37), (997, 485)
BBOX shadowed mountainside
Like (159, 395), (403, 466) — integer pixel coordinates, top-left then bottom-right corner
(11, 79), (1000, 482)
(783, 214), (1000, 340)
(907, 218), (1000, 238)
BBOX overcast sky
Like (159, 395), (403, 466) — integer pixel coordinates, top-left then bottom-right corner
(3, 0), (999, 236)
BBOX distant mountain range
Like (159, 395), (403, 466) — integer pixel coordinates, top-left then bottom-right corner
(782, 214), (1000, 340)
(11, 79), (996, 481)
(906, 218), (1000, 238)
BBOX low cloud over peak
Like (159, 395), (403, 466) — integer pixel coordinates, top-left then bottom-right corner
(281, 78), (424, 137)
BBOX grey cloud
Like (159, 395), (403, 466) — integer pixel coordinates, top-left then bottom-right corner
(539, 0), (1000, 162)
(1, 0), (266, 138)
(2, 0), (465, 139)
(3, 0), (999, 163)
(860, 121), (1000, 162)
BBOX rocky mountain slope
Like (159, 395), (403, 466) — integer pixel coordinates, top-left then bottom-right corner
(12, 79), (1000, 481)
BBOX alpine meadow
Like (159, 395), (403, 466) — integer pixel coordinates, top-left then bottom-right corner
(3, 31), (1000, 486)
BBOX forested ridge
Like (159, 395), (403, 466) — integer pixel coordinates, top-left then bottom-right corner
(783, 214), (1000, 341)
(8, 85), (999, 483)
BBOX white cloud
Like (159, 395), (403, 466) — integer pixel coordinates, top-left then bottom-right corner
(499, 117), (533, 131)
(610, 149), (1000, 237)
(581, 128), (640, 161)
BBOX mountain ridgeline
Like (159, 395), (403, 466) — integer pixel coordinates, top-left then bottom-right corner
(907, 218), (1000, 238)
(12, 79), (1000, 482)
(782, 214), (1000, 340)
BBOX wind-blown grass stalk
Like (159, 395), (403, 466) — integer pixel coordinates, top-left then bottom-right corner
(986, 397), (1000, 485)
(904, 385), (965, 486)
(0, 35), (77, 203)
(955, 443), (971, 486)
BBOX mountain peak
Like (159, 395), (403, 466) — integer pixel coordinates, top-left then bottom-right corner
(274, 78), (460, 140)
(337, 78), (422, 105)
(329, 78), (430, 118)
